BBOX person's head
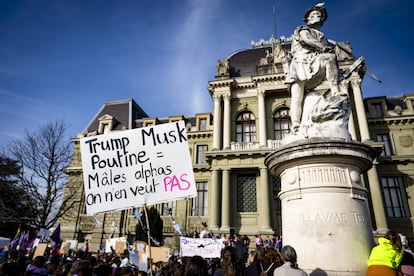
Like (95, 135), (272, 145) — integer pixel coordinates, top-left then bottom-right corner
(32, 255), (46, 268)
(280, 245), (299, 268)
(220, 246), (240, 275)
(303, 4), (328, 26)
(256, 247), (266, 262)
(184, 255), (208, 276)
(266, 248), (282, 264)
(220, 246), (238, 269)
(384, 230), (402, 251)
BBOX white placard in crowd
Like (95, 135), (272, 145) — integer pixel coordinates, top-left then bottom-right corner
(180, 237), (222, 259)
(105, 237), (127, 253)
(80, 121), (197, 215)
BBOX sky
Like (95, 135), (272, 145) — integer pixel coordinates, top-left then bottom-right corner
(0, 0), (413, 147)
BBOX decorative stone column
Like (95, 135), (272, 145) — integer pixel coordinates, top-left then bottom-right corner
(259, 167), (272, 231)
(258, 90), (267, 147)
(350, 78), (370, 141)
(220, 169), (231, 231)
(212, 94), (222, 150)
(223, 92), (231, 149)
(265, 138), (376, 275)
(209, 169), (220, 231)
(366, 163), (388, 232)
(350, 77), (388, 232)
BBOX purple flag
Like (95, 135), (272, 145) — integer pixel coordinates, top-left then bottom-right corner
(50, 224), (61, 248)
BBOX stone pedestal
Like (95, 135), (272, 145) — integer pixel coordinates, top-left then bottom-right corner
(265, 138), (377, 276)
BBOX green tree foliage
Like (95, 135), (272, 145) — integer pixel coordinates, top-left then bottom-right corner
(0, 156), (37, 236)
(7, 119), (77, 229)
(135, 207), (163, 246)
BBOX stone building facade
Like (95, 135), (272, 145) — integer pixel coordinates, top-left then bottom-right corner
(60, 37), (414, 251)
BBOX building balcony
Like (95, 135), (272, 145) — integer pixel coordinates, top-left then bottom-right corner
(229, 140), (282, 151)
(230, 141), (260, 151)
(79, 215), (98, 232)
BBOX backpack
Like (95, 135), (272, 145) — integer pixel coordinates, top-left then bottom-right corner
(259, 262), (274, 276)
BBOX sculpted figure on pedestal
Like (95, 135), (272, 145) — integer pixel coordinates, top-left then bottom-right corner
(284, 3), (352, 144)
(216, 58), (229, 76)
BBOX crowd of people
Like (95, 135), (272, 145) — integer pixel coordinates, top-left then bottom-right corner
(0, 232), (302, 276)
(1, 230), (414, 275)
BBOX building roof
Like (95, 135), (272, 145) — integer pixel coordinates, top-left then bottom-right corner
(228, 46), (272, 77)
(84, 99), (148, 133)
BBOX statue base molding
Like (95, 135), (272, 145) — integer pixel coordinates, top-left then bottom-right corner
(265, 138), (377, 275)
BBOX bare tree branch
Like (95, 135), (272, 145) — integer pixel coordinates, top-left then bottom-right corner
(7, 119), (78, 229)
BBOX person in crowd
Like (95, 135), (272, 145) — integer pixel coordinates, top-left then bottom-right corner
(273, 245), (307, 276)
(398, 233), (414, 276)
(213, 246), (242, 276)
(242, 236), (250, 255)
(119, 249), (129, 268)
(183, 255), (208, 276)
(264, 248), (283, 274)
(0, 250), (19, 276)
(264, 236), (272, 251)
(25, 255), (47, 276)
(366, 230), (404, 276)
(272, 235), (282, 252)
(245, 247), (266, 276)
(255, 235), (263, 248)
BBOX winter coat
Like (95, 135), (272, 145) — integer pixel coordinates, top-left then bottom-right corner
(367, 237), (404, 269)
(25, 264), (48, 276)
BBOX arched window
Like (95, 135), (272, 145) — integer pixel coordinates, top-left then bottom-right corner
(274, 107), (291, 140)
(236, 111), (256, 142)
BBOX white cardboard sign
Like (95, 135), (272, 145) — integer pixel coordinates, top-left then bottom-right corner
(180, 237), (222, 258)
(80, 121), (197, 215)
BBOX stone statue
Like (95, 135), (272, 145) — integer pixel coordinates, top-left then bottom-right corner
(216, 58), (229, 76)
(259, 49), (273, 65)
(284, 3), (350, 143)
(273, 42), (291, 75)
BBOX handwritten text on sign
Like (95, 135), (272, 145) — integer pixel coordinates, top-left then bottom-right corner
(80, 121), (197, 215)
(180, 237), (222, 258)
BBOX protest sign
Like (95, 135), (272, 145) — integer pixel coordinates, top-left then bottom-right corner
(115, 241), (126, 254)
(138, 252), (148, 272)
(38, 228), (50, 238)
(180, 237), (222, 258)
(33, 243), (47, 259)
(105, 237), (127, 253)
(135, 241), (147, 252)
(80, 121), (197, 215)
(129, 249), (139, 267)
(151, 246), (170, 262)
(60, 242), (70, 254)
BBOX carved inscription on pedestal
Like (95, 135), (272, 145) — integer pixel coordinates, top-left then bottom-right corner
(286, 210), (367, 225)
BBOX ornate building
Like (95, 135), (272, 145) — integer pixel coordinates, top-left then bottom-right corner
(60, 37), (414, 251)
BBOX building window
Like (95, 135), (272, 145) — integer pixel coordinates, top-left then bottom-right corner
(192, 182), (208, 216)
(370, 103), (383, 117)
(199, 118), (207, 131)
(381, 176), (408, 218)
(237, 174), (257, 212)
(196, 145), (208, 164)
(274, 108), (291, 140)
(376, 133), (393, 156)
(236, 112), (256, 142)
